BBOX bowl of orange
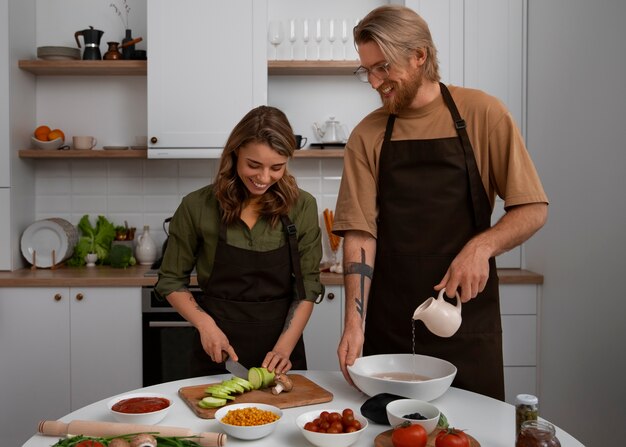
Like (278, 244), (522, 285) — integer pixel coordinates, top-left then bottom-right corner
(32, 136), (64, 150)
(32, 125), (66, 150)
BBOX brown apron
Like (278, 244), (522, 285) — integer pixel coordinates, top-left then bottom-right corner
(190, 214), (307, 376)
(364, 83), (504, 400)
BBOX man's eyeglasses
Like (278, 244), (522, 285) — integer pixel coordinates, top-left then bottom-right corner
(354, 62), (391, 83)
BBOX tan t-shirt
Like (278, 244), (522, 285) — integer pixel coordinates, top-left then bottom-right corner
(333, 85), (548, 238)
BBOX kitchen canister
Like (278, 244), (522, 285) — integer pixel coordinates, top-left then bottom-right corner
(135, 225), (157, 266)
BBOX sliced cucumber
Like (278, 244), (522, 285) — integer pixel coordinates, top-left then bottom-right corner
(261, 368), (275, 388)
(223, 380), (245, 394)
(198, 396), (227, 408)
(210, 391), (235, 401)
(230, 376), (254, 391)
(248, 367), (264, 390)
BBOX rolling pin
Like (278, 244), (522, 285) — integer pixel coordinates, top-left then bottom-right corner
(38, 420), (226, 447)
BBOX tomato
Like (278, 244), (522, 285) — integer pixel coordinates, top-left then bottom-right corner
(75, 441), (105, 447)
(435, 428), (471, 447)
(391, 422), (428, 447)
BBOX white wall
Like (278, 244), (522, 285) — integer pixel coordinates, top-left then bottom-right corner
(526, 0), (626, 444)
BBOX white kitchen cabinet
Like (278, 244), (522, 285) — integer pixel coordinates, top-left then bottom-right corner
(0, 287), (142, 447)
(304, 286), (343, 371)
(147, 0), (268, 158)
(500, 284), (539, 404)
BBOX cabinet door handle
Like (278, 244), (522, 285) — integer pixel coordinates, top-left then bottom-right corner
(54, 293), (62, 302)
(150, 136), (158, 144)
(327, 292), (335, 300)
(75, 293), (84, 301)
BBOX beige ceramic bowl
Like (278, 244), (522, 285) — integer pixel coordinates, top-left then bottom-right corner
(31, 136), (64, 150)
(107, 392), (172, 425)
(386, 399), (441, 434)
(347, 353), (457, 401)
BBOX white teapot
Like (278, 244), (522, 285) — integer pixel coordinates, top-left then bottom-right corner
(312, 116), (348, 143)
(412, 288), (462, 338)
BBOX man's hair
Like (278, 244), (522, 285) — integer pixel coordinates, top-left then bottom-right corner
(354, 5), (440, 82)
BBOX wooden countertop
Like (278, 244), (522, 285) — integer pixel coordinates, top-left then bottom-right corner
(0, 265), (542, 287)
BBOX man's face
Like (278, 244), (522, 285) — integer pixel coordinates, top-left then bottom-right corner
(357, 41), (423, 114)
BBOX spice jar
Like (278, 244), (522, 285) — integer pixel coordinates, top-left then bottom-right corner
(515, 394), (539, 438)
(516, 420), (561, 447)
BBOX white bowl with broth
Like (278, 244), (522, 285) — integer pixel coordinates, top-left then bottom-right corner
(347, 354), (456, 402)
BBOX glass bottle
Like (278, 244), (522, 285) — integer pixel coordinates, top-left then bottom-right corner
(516, 420), (561, 447)
(122, 29), (135, 59)
(515, 394), (539, 439)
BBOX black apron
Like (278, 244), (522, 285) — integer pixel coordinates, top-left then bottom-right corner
(364, 83), (504, 400)
(190, 215), (307, 376)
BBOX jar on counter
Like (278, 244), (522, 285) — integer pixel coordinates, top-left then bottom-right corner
(516, 420), (561, 447)
(515, 394), (539, 438)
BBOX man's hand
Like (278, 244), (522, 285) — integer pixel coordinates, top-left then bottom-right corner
(337, 324), (365, 387)
(434, 240), (491, 302)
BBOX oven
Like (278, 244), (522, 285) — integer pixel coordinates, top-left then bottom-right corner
(142, 286), (202, 386)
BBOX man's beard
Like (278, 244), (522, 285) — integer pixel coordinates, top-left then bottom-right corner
(379, 68), (423, 114)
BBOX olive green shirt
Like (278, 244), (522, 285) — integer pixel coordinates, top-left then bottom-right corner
(155, 184), (324, 302)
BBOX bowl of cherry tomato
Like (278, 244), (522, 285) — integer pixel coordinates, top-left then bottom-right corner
(295, 408), (368, 447)
(386, 398), (440, 434)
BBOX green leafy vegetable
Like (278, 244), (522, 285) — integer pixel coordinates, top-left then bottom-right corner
(52, 434), (207, 447)
(67, 215), (116, 267)
(106, 244), (137, 268)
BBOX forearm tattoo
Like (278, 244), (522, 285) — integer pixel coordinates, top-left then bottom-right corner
(345, 248), (373, 319)
(281, 300), (299, 334)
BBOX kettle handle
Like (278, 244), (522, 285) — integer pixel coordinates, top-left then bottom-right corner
(437, 288), (462, 310)
(74, 31), (83, 48)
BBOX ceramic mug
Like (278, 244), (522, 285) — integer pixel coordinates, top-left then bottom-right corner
(294, 135), (308, 149)
(73, 136), (97, 150)
(412, 288), (462, 338)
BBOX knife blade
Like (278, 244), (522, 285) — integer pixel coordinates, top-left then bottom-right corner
(225, 357), (249, 379)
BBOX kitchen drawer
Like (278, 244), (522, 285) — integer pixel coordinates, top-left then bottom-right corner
(499, 284), (538, 315)
(502, 314), (536, 366)
(504, 366), (537, 404)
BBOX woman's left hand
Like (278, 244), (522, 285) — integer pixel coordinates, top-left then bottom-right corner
(262, 351), (292, 375)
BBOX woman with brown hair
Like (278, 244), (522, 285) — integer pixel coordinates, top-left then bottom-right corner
(156, 105), (323, 376)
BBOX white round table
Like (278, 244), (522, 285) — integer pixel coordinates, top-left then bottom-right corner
(22, 371), (583, 447)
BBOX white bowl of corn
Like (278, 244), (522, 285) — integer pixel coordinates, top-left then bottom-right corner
(214, 402), (282, 440)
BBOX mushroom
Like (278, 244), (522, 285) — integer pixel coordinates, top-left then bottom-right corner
(129, 434), (157, 447)
(271, 373), (293, 395)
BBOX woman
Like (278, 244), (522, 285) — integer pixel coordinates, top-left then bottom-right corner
(155, 106), (324, 376)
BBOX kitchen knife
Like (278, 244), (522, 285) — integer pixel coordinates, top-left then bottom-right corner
(225, 357), (249, 379)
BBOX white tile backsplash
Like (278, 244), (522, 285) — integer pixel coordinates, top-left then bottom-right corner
(33, 158), (343, 252)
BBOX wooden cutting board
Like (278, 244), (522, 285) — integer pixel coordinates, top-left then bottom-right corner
(178, 374), (333, 419)
(374, 428), (481, 447)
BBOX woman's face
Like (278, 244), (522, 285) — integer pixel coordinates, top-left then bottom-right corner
(236, 142), (288, 197)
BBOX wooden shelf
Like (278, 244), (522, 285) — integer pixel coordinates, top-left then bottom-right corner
(268, 60), (359, 76)
(19, 149), (147, 159)
(18, 60), (357, 76)
(18, 60), (147, 76)
(18, 149), (343, 159)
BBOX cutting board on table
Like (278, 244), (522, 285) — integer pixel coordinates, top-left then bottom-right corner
(375, 428), (481, 447)
(179, 374), (333, 419)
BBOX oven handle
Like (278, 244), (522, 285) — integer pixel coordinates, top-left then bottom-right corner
(148, 321), (194, 328)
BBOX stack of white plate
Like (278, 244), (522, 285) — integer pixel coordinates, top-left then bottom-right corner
(20, 218), (79, 268)
(37, 46), (81, 61)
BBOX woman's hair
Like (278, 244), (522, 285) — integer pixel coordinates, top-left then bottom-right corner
(354, 5), (440, 82)
(214, 105), (299, 227)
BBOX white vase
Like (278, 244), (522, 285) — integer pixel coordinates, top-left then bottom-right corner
(85, 253), (98, 267)
(135, 225), (157, 266)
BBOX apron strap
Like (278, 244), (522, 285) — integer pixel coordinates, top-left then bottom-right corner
(439, 83), (489, 229)
(280, 215), (307, 302)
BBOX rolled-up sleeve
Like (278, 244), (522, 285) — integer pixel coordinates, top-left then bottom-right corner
(292, 191), (325, 302)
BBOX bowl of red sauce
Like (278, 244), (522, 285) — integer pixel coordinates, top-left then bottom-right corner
(107, 392), (172, 425)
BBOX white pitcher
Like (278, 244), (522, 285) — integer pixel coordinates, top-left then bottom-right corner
(412, 288), (462, 338)
(135, 225), (157, 266)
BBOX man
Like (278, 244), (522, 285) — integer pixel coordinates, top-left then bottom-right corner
(333, 5), (548, 400)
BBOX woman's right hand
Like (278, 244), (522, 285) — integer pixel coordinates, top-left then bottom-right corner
(198, 322), (237, 363)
